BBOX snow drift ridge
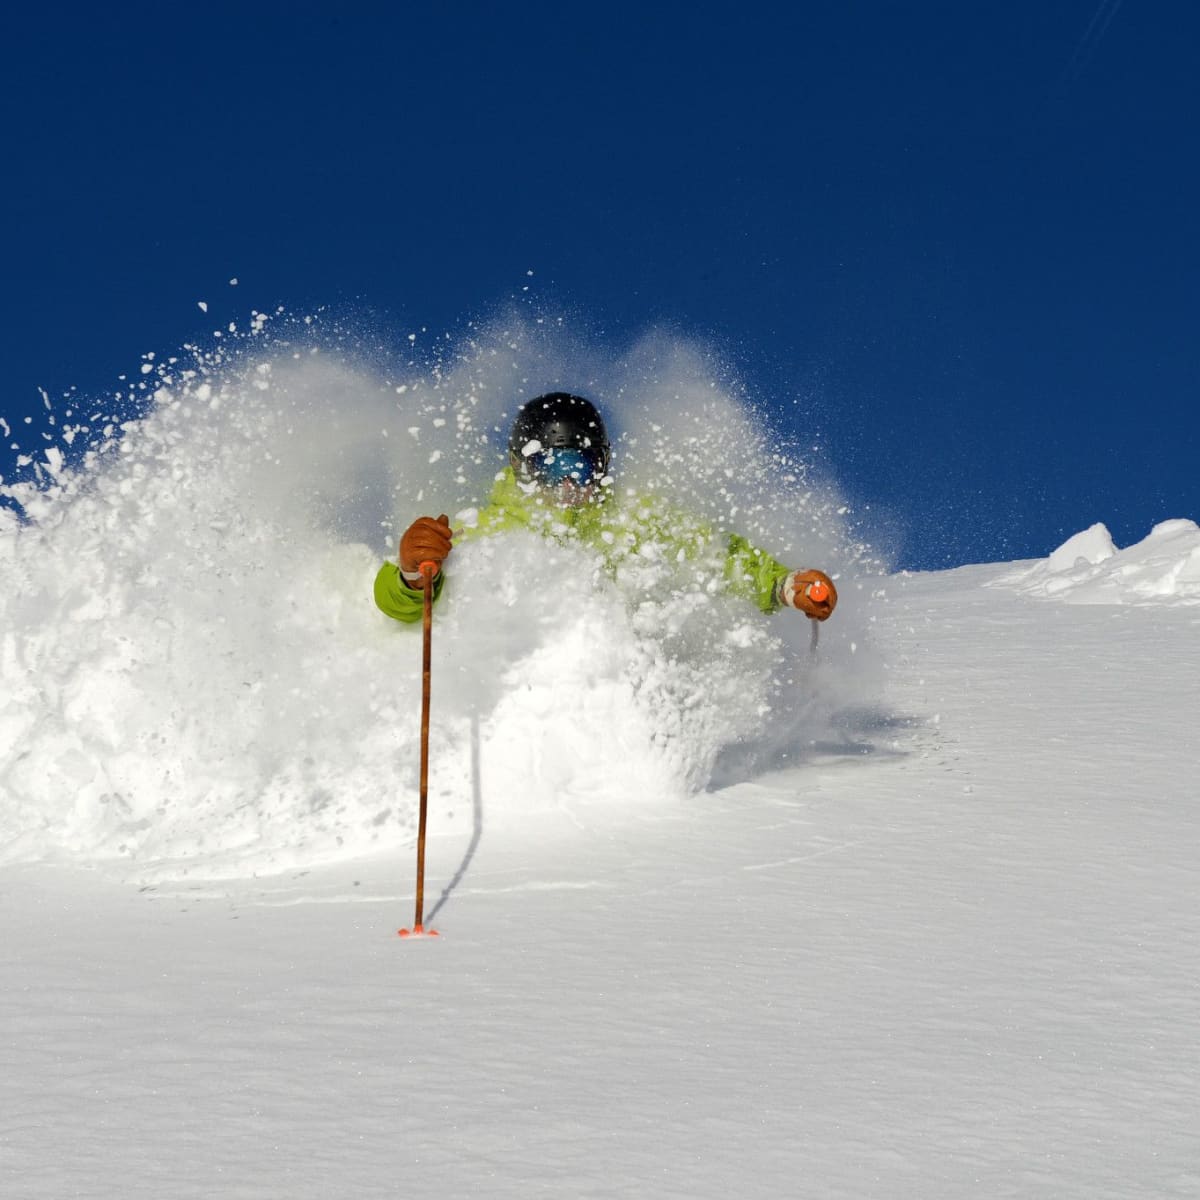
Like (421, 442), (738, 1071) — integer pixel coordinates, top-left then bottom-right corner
(993, 519), (1200, 605)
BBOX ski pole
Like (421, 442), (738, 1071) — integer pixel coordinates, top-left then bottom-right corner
(399, 560), (440, 939)
(805, 577), (830, 655)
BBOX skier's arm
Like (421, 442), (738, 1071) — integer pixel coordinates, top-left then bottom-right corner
(373, 562), (445, 624)
(724, 534), (838, 619)
(724, 533), (793, 613)
(373, 514), (454, 624)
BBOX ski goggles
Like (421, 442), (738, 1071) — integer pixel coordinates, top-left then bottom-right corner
(525, 447), (601, 487)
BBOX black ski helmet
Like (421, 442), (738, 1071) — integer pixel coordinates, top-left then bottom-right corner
(508, 392), (611, 478)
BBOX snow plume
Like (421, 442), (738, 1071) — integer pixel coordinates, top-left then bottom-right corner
(0, 309), (886, 878)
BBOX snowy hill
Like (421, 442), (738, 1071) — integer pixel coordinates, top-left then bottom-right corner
(3, 329), (1198, 1196)
(4, 547), (1198, 1198)
(993, 518), (1200, 606)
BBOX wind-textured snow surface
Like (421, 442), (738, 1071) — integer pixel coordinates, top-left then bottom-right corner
(2, 540), (1198, 1198)
(0, 313), (879, 878)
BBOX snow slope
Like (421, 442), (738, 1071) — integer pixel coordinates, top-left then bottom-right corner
(3, 325), (1198, 1197)
(5, 543), (1199, 1198)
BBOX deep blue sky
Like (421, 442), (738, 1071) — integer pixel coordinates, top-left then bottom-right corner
(3, 1), (1196, 569)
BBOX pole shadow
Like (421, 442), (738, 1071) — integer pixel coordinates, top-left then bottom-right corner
(427, 712), (484, 923)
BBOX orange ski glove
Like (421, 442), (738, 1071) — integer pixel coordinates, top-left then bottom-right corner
(778, 569), (838, 621)
(399, 515), (454, 587)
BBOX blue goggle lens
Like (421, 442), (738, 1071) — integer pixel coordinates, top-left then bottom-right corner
(529, 449), (598, 486)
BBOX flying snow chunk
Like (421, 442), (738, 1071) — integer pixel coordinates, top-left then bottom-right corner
(198, 301), (208, 313)
(521, 439), (543, 458)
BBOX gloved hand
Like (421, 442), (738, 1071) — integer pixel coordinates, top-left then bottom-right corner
(399, 515), (454, 586)
(779, 569), (838, 621)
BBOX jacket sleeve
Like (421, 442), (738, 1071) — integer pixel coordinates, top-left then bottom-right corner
(373, 562), (445, 624)
(723, 534), (792, 614)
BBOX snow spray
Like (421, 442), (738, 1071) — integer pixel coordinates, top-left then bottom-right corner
(0, 308), (886, 881)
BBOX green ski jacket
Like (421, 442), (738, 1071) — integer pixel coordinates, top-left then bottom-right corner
(373, 468), (794, 624)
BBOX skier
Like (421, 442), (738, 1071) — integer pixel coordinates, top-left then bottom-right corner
(374, 392), (838, 625)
